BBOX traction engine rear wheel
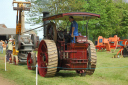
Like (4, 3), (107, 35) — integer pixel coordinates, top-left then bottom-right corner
(38, 39), (58, 77)
(85, 40), (97, 75)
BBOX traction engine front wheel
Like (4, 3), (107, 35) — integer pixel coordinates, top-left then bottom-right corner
(38, 39), (58, 77)
(27, 52), (36, 70)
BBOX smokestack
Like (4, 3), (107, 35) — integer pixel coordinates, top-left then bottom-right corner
(42, 12), (49, 39)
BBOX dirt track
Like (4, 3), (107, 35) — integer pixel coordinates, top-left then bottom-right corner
(0, 75), (17, 85)
(0, 53), (18, 85)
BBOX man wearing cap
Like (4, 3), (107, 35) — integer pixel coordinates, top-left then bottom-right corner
(6, 38), (13, 62)
(69, 16), (79, 43)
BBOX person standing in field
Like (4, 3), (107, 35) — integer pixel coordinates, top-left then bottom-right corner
(6, 38), (13, 62)
(5, 40), (7, 45)
(0, 40), (3, 53)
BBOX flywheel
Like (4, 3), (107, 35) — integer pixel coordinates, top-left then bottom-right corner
(38, 39), (58, 77)
(46, 22), (57, 42)
(85, 40), (97, 75)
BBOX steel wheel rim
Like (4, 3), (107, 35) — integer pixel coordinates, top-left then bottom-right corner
(27, 53), (33, 70)
(38, 40), (48, 77)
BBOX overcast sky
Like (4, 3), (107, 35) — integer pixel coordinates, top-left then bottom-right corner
(0, 0), (43, 38)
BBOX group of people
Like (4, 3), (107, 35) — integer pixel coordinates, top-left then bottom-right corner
(0, 38), (13, 62)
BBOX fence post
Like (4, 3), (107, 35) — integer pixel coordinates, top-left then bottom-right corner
(36, 64), (38, 85)
(5, 55), (6, 71)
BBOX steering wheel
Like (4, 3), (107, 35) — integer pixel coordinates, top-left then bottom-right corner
(58, 32), (64, 39)
(57, 27), (65, 31)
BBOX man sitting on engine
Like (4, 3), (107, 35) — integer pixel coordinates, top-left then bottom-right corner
(69, 16), (79, 43)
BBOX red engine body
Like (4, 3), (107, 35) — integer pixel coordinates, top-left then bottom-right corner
(57, 36), (89, 70)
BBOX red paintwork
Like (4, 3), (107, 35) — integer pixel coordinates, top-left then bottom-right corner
(27, 53), (33, 70)
(38, 40), (48, 77)
(75, 36), (87, 43)
(57, 36), (89, 70)
(63, 12), (100, 18)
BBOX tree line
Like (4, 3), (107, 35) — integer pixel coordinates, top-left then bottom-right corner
(26, 0), (128, 41)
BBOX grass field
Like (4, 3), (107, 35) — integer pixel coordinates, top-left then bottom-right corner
(0, 49), (128, 85)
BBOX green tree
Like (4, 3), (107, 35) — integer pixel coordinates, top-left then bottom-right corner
(79, 0), (127, 41)
(26, 0), (128, 41)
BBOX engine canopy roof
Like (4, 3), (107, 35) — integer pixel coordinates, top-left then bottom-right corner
(43, 12), (100, 21)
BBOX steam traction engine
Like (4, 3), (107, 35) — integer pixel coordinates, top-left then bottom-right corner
(27, 12), (100, 77)
(10, 0), (39, 64)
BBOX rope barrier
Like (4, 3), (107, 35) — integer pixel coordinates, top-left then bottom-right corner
(2, 62), (128, 69)
(3, 62), (128, 70)
(25, 65), (128, 69)
(2, 61), (128, 70)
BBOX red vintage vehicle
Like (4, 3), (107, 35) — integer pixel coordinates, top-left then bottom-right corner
(27, 12), (100, 77)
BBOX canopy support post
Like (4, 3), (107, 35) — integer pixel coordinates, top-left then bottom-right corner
(86, 16), (91, 39)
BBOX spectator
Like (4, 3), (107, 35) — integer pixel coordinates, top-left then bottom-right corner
(6, 38), (13, 62)
(0, 40), (3, 53)
(5, 40), (7, 45)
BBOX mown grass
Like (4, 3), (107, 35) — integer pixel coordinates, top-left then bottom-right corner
(0, 49), (128, 85)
